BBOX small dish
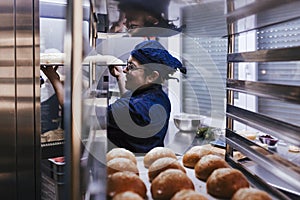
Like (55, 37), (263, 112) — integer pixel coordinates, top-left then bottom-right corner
(259, 135), (278, 146)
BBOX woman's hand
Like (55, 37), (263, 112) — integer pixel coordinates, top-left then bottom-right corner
(41, 65), (60, 82)
(108, 65), (127, 96)
(108, 65), (124, 80)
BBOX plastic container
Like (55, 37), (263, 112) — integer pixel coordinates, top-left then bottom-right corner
(41, 158), (65, 200)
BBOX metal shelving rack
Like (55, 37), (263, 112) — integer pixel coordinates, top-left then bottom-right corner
(225, 0), (300, 199)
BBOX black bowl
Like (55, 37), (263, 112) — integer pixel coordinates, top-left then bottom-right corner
(259, 135), (278, 146)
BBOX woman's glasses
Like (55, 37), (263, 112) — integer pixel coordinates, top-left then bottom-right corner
(125, 60), (146, 72)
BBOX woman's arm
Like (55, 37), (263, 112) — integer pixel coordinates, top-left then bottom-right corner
(41, 66), (64, 107)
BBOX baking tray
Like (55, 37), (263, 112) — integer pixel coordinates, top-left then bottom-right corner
(135, 155), (281, 200)
(136, 156), (214, 200)
(41, 140), (64, 159)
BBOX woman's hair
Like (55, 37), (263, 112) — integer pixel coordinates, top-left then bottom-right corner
(117, 0), (183, 32)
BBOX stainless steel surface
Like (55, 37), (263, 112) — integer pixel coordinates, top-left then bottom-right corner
(227, 105), (300, 147)
(246, 163), (300, 197)
(228, 46), (300, 62)
(226, 129), (300, 193)
(225, 1), (300, 198)
(226, 156), (291, 200)
(226, 0), (294, 24)
(0, 0), (17, 198)
(226, 1), (235, 157)
(226, 0), (300, 36)
(227, 79), (300, 104)
(164, 121), (196, 155)
(16, 0), (40, 196)
(64, 0), (84, 199)
(0, 0), (40, 199)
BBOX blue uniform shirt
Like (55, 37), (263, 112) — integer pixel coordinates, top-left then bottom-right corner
(106, 84), (171, 153)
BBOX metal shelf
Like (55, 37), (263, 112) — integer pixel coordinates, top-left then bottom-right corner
(225, 1), (300, 199)
(227, 79), (300, 105)
(226, 0), (300, 36)
(227, 46), (300, 62)
(226, 129), (300, 193)
(226, 104), (300, 147)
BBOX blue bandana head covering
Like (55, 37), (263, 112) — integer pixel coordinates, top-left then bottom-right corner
(130, 40), (186, 75)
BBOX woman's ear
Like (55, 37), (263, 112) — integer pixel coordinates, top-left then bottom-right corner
(145, 15), (159, 25)
(146, 71), (160, 83)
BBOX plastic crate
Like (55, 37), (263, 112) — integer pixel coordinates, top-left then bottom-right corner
(41, 158), (65, 200)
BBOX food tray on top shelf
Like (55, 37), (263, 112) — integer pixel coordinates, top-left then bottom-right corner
(134, 154), (280, 200)
(41, 140), (64, 159)
(40, 63), (64, 67)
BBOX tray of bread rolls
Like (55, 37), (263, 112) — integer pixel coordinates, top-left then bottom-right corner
(106, 146), (278, 200)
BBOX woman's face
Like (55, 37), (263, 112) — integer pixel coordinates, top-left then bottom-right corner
(122, 9), (158, 31)
(123, 56), (151, 91)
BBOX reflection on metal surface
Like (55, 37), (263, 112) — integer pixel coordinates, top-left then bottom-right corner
(226, 129), (300, 196)
(228, 46), (300, 62)
(226, 0), (300, 35)
(226, 156), (291, 200)
(226, 104), (300, 147)
(64, 0), (85, 199)
(0, 0), (40, 199)
(226, 0), (293, 23)
(227, 79), (300, 104)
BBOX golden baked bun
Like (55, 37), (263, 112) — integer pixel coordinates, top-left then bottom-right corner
(107, 171), (147, 199)
(107, 157), (139, 176)
(151, 169), (194, 200)
(206, 168), (249, 199)
(112, 191), (144, 200)
(182, 146), (215, 168)
(194, 154), (229, 181)
(143, 147), (177, 168)
(148, 157), (186, 182)
(232, 188), (272, 200)
(171, 189), (208, 200)
(107, 148), (137, 165)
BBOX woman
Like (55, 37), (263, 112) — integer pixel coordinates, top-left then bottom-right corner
(103, 40), (186, 153)
(110, 0), (183, 34)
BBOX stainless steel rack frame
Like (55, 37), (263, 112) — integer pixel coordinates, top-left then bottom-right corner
(225, 0), (300, 199)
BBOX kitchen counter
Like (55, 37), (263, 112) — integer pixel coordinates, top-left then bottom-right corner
(164, 120), (223, 156)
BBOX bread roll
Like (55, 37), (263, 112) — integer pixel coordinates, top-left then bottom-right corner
(107, 157), (139, 176)
(41, 128), (64, 142)
(206, 168), (249, 199)
(148, 157), (186, 182)
(107, 148), (137, 165)
(143, 147), (177, 168)
(195, 154), (229, 181)
(232, 188), (272, 200)
(171, 189), (208, 200)
(151, 169), (194, 200)
(112, 191), (144, 200)
(182, 146), (215, 168)
(288, 145), (300, 153)
(107, 171), (147, 199)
